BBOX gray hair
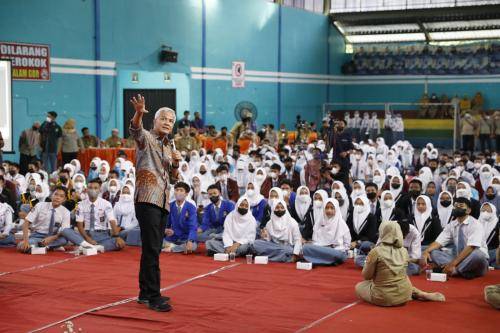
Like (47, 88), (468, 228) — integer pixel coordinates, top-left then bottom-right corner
(155, 107), (176, 121)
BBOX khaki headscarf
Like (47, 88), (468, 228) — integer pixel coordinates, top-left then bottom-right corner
(376, 220), (408, 275)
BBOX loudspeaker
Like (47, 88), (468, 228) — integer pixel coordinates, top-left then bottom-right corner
(159, 50), (178, 63)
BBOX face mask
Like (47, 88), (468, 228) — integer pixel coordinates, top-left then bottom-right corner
(337, 198), (345, 206)
(447, 185), (457, 193)
(480, 211), (494, 221)
(46, 117), (52, 123)
(482, 171), (492, 178)
(452, 207), (467, 218)
(440, 200), (452, 207)
(331, 168), (339, 175)
(30, 190), (36, 197)
(109, 186), (118, 194)
(313, 200), (323, 208)
(382, 199), (393, 208)
(59, 177), (67, 184)
(74, 182), (84, 191)
(88, 189), (99, 200)
(175, 193), (186, 201)
(456, 189), (468, 198)
(282, 190), (290, 198)
(99, 174), (107, 182)
(28, 168), (35, 173)
(354, 205), (365, 214)
(219, 174), (228, 182)
(474, 162), (481, 169)
(200, 170), (207, 175)
(373, 175), (382, 183)
(255, 174), (265, 181)
(248, 169), (255, 173)
(90, 166), (97, 171)
(209, 196), (219, 204)
(298, 194), (309, 203)
(270, 172), (278, 179)
(238, 207), (248, 215)
(486, 193), (496, 200)
(391, 183), (401, 190)
(409, 190), (420, 199)
(28, 184), (36, 192)
(352, 189), (363, 196)
(246, 189), (255, 197)
(8, 170), (16, 176)
(274, 210), (286, 217)
(121, 194), (133, 202)
(493, 184), (500, 192)
(367, 192), (377, 200)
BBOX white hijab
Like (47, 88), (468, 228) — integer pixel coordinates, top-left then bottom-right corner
(312, 198), (351, 249)
(389, 174), (404, 200)
(380, 190), (395, 223)
(254, 167), (267, 189)
(295, 186), (311, 221)
(479, 202), (499, 243)
(312, 190), (329, 225)
(243, 181), (265, 207)
(373, 168), (386, 190)
(113, 185), (137, 229)
(267, 187), (284, 209)
(479, 164), (494, 191)
(266, 199), (301, 249)
(353, 195), (370, 234)
(332, 189), (349, 221)
(222, 197), (257, 246)
(414, 195), (432, 234)
(351, 180), (366, 201)
(437, 191), (453, 228)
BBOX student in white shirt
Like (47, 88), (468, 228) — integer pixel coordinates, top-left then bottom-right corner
(63, 179), (125, 251)
(0, 202), (15, 247)
(398, 220), (421, 276)
(114, 184), (141, 246)
(17, 186), (71, 253)
(422, 197), (489, 279)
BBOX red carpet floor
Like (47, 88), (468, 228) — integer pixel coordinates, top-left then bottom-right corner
(0, 246), (498, 333)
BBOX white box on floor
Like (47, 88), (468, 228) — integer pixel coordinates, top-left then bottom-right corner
(14, 231), (24, 240)
(254, 256), (268, 265)
(82, 247), (98, 256)
(296, 262), (313, 270)
(214, 253), (229, 261)
(430, 273), (447, 282)
(31, 247), (46, 255)
(95, 245), (105, 253)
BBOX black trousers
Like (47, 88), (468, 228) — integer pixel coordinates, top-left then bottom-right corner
(62, 152), (78, 165)
(19, 153), (36, 175)
(479, 134), (492, 152)
(462, 135), (475, 153)
(135, 202), (168, 302)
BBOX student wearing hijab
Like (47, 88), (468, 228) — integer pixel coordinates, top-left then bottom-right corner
(379, 190), (406, 224)
(332, 189), (351, 222)
(424, 180), (439, 209)
(205, 197), (256, 257)
(253, 199), (303, 262)
(411, 195), (442, 248)
(355, 221), (445, 306)
(350, 180), (366, 201)
(455, 181), (480, 218)
(481, 184), (500, 213)
(244, 181), (267, 228)
(302, 198), (350, 266)
(437, 191), (454, 228)
(260, 187), (283, 229)
(114, 184), (141, 246)
(0, 201), (15, 247)
(423, 197), (490, 279)
(292, 186), (313, 237)
(396, 178), (423, 217)
(476, 164), (495, 199)
(198, 184), (235, 242)
(372, 168), (387, 192)
(102, 178), (121, 207)
(389, 174), (405, 207)
(347, 195), (378, 267)
(479, 202), (499, 269)
(397, 219), (421, 276)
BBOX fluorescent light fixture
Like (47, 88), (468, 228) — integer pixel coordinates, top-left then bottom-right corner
(346, 33), (426, 43)
(342, 23), (420, 34)
(424, 19), (500, 30)
(429, 29), (500, 40)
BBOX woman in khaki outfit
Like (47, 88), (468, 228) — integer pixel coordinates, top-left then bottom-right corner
(355, 221), (445, 306)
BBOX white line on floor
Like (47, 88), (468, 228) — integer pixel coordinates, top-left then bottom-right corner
(27, 263), (241, 333)
(295, 300), (360, 332)
(0, 256), (84, 277)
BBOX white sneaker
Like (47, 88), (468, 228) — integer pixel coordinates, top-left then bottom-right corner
(54, 246), (66, 252)
(95, 245), (105, 253)
(80, 241), (96, 249)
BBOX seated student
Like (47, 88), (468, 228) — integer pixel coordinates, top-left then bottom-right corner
(436, 191), (453, 228)
(355, 221), (445, 307)
(346, 196), (378, 267)
(301, 189), (330, 241)
(302, 198), (351, 266)
(20, 175), (50, 211)
(422, 197), (490, 279)
(396, 178), (422, 217)
(411, 195), (442, 249)
(280, 179), (297, 209)
(198, 184), (235, 242)
(114, 184), (141, 246)
(291, 186), (313, 237)
(479, 202), (499, 269)
(63, 179), (126, 252)
(205, 197), (256, 256)
(332, 188), (351, 222)
(253, 199), (302, 262)
(215, 165), (239, 203)
(102, 178), (121, 207)
(379, 190), (406, 224)
(244, 181), (267, 227)
(481, 184), (500, 214)
(398, 219), (421, 276)
(163, 182), (198, 253)
(17, 186), (72, 253)
(0, 201), (15, 247)
(260, 187), (283, 229)
(260, 163), (284, 198)
(389, 174), (406, 208)
(455, 181), (480, 218)
(365, 182), (381, 225)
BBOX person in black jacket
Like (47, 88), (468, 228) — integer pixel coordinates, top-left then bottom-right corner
(479, 202), (499, 268)
(396, 178), (423, 217)
(411, 195), (442, 248)
(379, 190), (407, 224)
(365, 182), (381, 225)
(346, 195), (378, 267)
(290, 186), (314, 240)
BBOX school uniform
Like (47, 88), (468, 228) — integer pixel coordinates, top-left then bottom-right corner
(63, 197), (121, 252)
(215, 179), (239, 203)
(17, 202), (71, 252)
(250, 199), (267, 226)
(102, 190), (121, 207)
(404, 224), (422, 275)
(164, 200), (198, 253)
(430, 216), (489, 279)
(410, 212), (442, 247)
(0, 203), (15, 247)
(346, 207), (378, 267)
(114, 199), (141, 246)
(482, 218), (499, 268)
(199, 199), (235, 242)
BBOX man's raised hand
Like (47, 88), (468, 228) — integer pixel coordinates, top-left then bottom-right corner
(130, 94), (148, 114)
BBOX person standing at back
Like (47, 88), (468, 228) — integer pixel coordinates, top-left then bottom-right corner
(39, 111), (62, 173)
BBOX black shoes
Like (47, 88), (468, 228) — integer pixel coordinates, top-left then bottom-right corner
(137, 295), (171, 305)
(148, 301), (172, 312)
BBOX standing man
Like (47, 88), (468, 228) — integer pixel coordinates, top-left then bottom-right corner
(328, 119), (354, 172)
(18, 122), (41, 174)
(39, 111), (62, 173)
(129, 94), (180, 312)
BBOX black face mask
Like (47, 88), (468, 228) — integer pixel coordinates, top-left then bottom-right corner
(367, 192), (377, 200)
(448, 185), (457, 193)
(391, 183), (401, 190)
(486, 194), (496, 200)
(430, 166), (437, 172)
(59, 177), (68, 184)
(248, 169), (255, 173)
(452, 207), (467, 218)
(409, 190), (420, 199)
(209, 196), (219, 204)
(238, 208), (248, 215)
(28, 168), (35, 173)
(440, 200), (452, 207)
(90, 166), (97, 170)
(32, 126), (39, 131)
(274, 210), (286, 217)
(200, 170), (207, 175)
(337, 198), (345, 206)
(8, 170), (16, 176)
